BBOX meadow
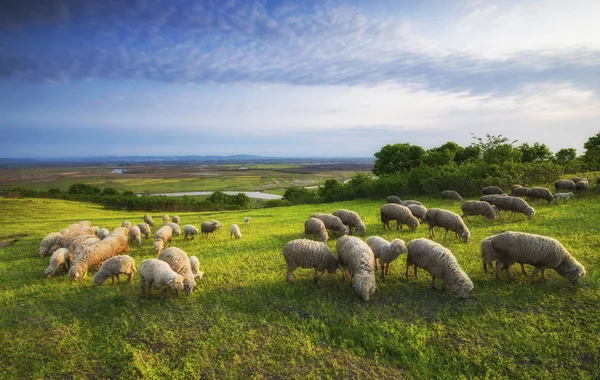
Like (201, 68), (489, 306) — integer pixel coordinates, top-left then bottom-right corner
(1, 194), (599, 379)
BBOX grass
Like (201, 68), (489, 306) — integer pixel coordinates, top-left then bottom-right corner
(0, 194), (599, 379)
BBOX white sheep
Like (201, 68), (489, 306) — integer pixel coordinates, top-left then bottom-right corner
(38, 232), (63, 257)
(143, 214), (155, 227)
(44, 248), (70, 277)
(97, 228), (110, 240)
(400, 200), (424, 207)
(229, 224), (242, 239)
(137, 223), (151, 239)
(425, 208), (471, 243)
(482, 186), (506, 195)
(244, 217), (250, 224)
(386, 195), (402, 204)
(492, 196), (535, 219)
(153, 225), (173, 253)
(332, 209), (366, 236)
(129, 225), (142, 245)
(380, 203), (419, 230)
(167, 222), (181, 236)
(92, 255), (137, 285)
(304, 217), (329, 242)
(309, 213), (349, 236)
(441, 190), (463, 202)
(158, 247), (197, 294)
(552, 192), (574, 204)
(189, 256), (204, 281)
(71, 236), (101, 262)
(406, 238), (474, 299)
(182, 224), (200, 240)
(69, 227), (129, 280)
(138, 258), (185, 296)
(162, 214), (170, 226)
(366, 236), (407, 278)
(405, 204), (427, 222)
(460, 201), (496, 221)
(172, 215), (180, 224)
(201, 221), (221, 238)
(121, 220), (132, 230)
(336, 236), (376, 301)
(282, 239), (338, 283)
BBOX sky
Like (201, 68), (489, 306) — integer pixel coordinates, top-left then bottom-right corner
(1, 0), (599, 158)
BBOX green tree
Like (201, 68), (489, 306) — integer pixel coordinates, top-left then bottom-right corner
(423, 148), (455, 167)
(373, 143), (425, 176)
(100, 187), (119, 196)
(554, 148), (577, 165)
(454, 145), (481, 164)
(317, 179), (345, 201)
(582, 132), (600, 170)
(518, 143), (552, 163)
(471, 133), (521, 165)
(68, 183), (101, 195)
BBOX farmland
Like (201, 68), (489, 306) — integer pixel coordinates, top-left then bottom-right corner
(1, 193), (599, 379)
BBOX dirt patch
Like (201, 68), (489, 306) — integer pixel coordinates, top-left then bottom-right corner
(0, 234), (28, 248)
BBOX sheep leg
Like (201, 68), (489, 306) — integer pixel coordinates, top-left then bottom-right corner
(385, 263), (390, 276)
(396, 221), (402, 230)
(313, 268), (318, 283)
(520, 264), (527, 276)
(431, 276), (436, 289)
(380, 264), (385, 278)
(495, 261), (502, 279)
(140, 278), (146, 296)
(504, 265), (515, 279)
(115, 274), (120, 284)
(529, 267), (541, 282)
(482, 260), (487, 274)
(541, 268), (546, 279)
(110, 276), (115, 285)
(428, 227), (435, 239)
(444, 229), (449, 239)
(405, 260), (410, 279)
(414, 265), (418, 279)
(127, 272), (133, 283)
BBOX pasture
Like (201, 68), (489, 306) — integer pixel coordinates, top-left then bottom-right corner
(1, 194), (599, 378)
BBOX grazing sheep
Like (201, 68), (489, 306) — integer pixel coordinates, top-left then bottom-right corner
(66, 234), (99, 260)
(129, 225), (142, 245)
(482, 186), (506, 195)
(425, 208), (471, 243)
(386, 195), (402, 204)
(304, 217), (329, 242)
(138, 258), (184, 296)
(570, 177), (582, 183)
(137, 223), (151, 239)
(69, 228), (129, 280)
(366, 236), (407, 278)
(555, 179), (576, 192)
(493, 196), (535, 219)
(479, 231), (586, 283)
(553, 192), (574, 204)
(441, 190), (463, 202)
(189, 256), (204, 281)
(406, 204), (428, 222)
(480, 194), (506, 204)
(167, 222), (181, 236)
(527, 187), (553, 203)
(44, 248), (70, 277)
(92, 255), (136, 285)
(71, 236), (101, 262)
(38, 232), (63, 257)
(461, 201), (496, 221)
(162, 214), (170, 226)
(153, 225), (173, 253)
(282, 239), (338, 283)
(172, 215), (180, 224)
(59, 222), (85, 235)
(480, 236), (527, 276)
(575, 180), (589, 192)
(511, 186), (529, 197)
(182, 224), (200, 239)
(121, 221), (132, 230)
(201, 221), (221, 238)
(159, 247), (197, 294)
(309, 213), (349, 236)
(380, 204), (419, 230)
(229, 224), (242, 239)
(143, 214), (155, 227)
(336, 236), (376, 301)
(58, 226), (97, 248)
(244, 217), (250, 224)
(400, 200), (424, 207)
(405, 238), (474, 299)
(97, 228), (110, 240)
(332, 209), (366, 236)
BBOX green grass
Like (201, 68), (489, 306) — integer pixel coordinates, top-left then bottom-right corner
(1, 194), (599, 379)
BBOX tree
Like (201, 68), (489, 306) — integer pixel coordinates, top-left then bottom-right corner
(68, 183), (101, 195)
(373, 143), (425, 176)
(582, 132), (600, 170)
(100, 187), (119, 196)
(471, 133), (521, 165)
(518, 143), (552, 163)
(454, 145), (481, 164)
(317, 179), (345, 201)
(423, 148), (455, 167)
(554, 148), (576, 164)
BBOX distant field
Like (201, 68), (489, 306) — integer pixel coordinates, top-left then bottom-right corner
(1, 194), (599, 378)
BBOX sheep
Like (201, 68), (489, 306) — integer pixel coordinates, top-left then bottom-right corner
(38, 232), (63, 257)
(137, 223), (151, 239)
(129, 225), (142, 245)
(482, 186), (506, 195)
(172, 215), (180, 224)
(44, 248), (70, 277)
(511, 186), (529, 197)
(121, 221), (132, 230)
(400, 200), (424, 207)
(182, 224), (200, 239)
(479, 231), (586, 283)
(493, 196), (535, 219)
(480, 236), (527, 277)
(480, 194), (506, 204)
(158, 247), (197, 294)
(71, 236), (101, 262)
(189, 256), (204, 281)
(570, 177), (582, 183)
(575, 180), (589, 192)
(162, 214), (170, 226)
(153, 225), (173, 253)
(461, 201), (496, 221)
(366, 236), (407, 278)
(244, 217), (250, 224)
(304, 217), (329, 242)
(229, 224), (242, 239)
(380, 204), (419, 230)
(555, 179), (576, 192)
(553, 192), (574, 204)
(201, 221), (221, 238)
(309, 213), (349, 236)
(59, 222), (85, 235)
(97, 228), (110, 240)
(92, 255), (136, 285)
(143, 214), (155, 227)
(69, 228), (129, 280)
(167, 222), (181, 236)
(138, 258), (185, 296)
(282, 239), (338, 283)
(406, 204), (427, 222)
(405, 238), (474, 299)
(58, 226), (97, 248)
(424, 208), (471, 243)
(386, 195), (402, 204)
(332, 209), (366, 236)
(336, 236), (376, 301)
(441, 190), (463, 202)
(527, 187), (553, 203)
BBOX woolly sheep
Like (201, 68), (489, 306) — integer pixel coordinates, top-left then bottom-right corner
(97, 228), (110, 240)
(38, 232), (63, 257)
(129, 225), (142, 245)
(493, 196), (535, 219)
(182, 224), (200, 239)
(553, 192), (574, 204)
(92, 255), (136, 285)
(304, 217), (329, 242)
(441, 190), (463, 202)
(58, 226), (96, 248)
(189, 256), (204, 281)
(554, 179), (576, 192)
(162, 214), (170, 226)
(480, 236), (527, 277)
(425, 208), (471, 243)
(511, 186), (529, 197)
(406, 238), (474, 299)
(201, 221), (221, 238)
(480, 194), (506, 204)
(386, 195), (402, 204)
(282, 239), (338, 283)
(153, 225), (173, 253)
(336, 236), (376, 301)
(380, 204), (419, 230)
(309, 213), (349, 236)
(167, 222), (181, 236)
(69, 228), (129, 280)
(158, 247), (197, 294)
(480, 231), (586, 283)
(172, 215), (180, 224)
(570, 177), (582, 183)
(406, 204), (427, 222)
(575, 180), (589, 192)
(229, 224), (242, 239)
(461, 201), (496, 221)
(400, 200), (424, 207)
(59, 222), (85, 235)
(244, 217), (250, 224)
(482, 186), (506, 195)
(137, 223), (151, 239)
(66, 234), (98, 260)
(527, 187), (553, 203)
(44, 248), (70, 277)
(366, 236), (407, 278)
(332, 209), (366, 236)
(121, 220), (132, 230)
(138, 258), (185, 296)
(144, 214), (155, 227)
(71, 236), (101, 262)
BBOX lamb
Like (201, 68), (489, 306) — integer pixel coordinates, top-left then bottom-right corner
(554, 179), (576, 192)
(304, 217), (329, 242)
(493, 196), (535, 219)
(138, 258), (185, 296)
(461, 201), (496, 221)
(158, 247), (197, 294)
(229, 224), (242, 239)
(201, 221), (221, 238)
(424, 208), (471, 243)
(162, 214), (170, 226)
(167, 222), (181, 236)
(336, 236), (376, 301)
(575, 180), (589, 192)
(441, 190), (463, 202)
(182, 224), (200, 239)
(244, 217), (250, 224)
(153, 225), (173, 253)
(282, 239), (338, 283)
(92, 255), (136, 285)
(366, 236), (407, 278)
(129, 225), (142, 245)
(553, 192), (574, 204)
(172, 215), (180, 224)
(400, 200), (424, 207)
(44, 248), (70, 277)
(386, 195), (402, 204)
(69, 228), (129, 280)
(406, 204), (427, 222)
(527, 187), (553, 203)
(380, 204), (419, 230)
(332, 209), (366, 236)
(137, 223), (151, 238)
(511, 186), (529, 197)
(38, 232), (63, 257)
(309, 213), (349, 236)
(97, 228), (110, 240)
(479, 231), (586, 283)
(482, 186), (506, 195)
(121, 221), (132, 230)
(189, 256), (204, 281)
(405, 238), (474, 299)
(143, 214), (155, 227)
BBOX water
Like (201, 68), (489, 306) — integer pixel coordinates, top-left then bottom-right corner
(145, 191), (283, 200)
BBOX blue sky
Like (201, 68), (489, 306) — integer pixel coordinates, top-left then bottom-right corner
(1, 0), (599, 158)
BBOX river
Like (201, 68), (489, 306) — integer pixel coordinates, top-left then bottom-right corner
(144, 191), (283, 200)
